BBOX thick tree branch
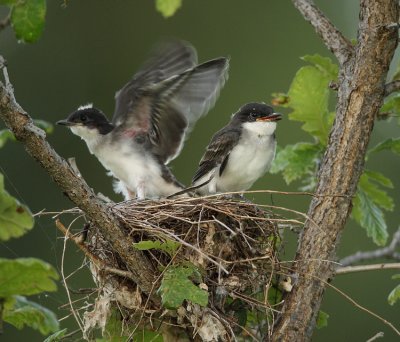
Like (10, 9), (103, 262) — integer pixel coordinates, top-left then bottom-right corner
(272, 1), (399, 341)
(340, 228), (400, 266)
(384, 80), (400, 96)
(0, 60), (157, 298)
(291, 0), (354, 65)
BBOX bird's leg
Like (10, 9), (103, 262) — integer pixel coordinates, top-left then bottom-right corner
(127, 189), (136, 200)
(136, 181), (146, 200)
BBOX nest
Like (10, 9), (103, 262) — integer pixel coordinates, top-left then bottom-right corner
(66, 196), (295, 341)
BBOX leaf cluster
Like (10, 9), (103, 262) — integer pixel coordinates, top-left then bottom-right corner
(0, 128), (59, 337)
(271, 54), (399, 247)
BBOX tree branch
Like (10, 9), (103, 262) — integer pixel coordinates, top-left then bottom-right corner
(384, 80), (400, 96)
(340, 227), (400, 266)
(0, 60), (158, 299)
(291, 0), (354, 65)
(272, 1), (399, 341)
(336, 262), (400, 275)
(0, 14), (10, 33)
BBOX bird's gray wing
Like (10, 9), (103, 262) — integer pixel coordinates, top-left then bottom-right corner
(112, 40), (198, 127)
(192, 127), (240, 184)
(113, 51), (229, 164)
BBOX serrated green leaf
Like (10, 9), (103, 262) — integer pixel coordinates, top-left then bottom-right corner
(316, 310), (329, 329)
(0, 258), (58, 297)
(155, 0), (182, 18)
(3, 296), (59, 335)
(10, 0), (46, 43)
(158, 265), (208, 309)
(358, 173), (394, 211)
(44, 329), (68, 342)
(0, 173), (34, 241)
(270, 143), (322, 184)
(363, 170), (393, 188)
(133, 239), (180, 257)
(388, 284), (400, 305)
(368, 138), (400, 155)
(33, 119), (53, 134)
(0, 129), (15, 148)
(353, 190), (388, 246)
(302, 54), (339, 79)
(287, 64), (335, 144)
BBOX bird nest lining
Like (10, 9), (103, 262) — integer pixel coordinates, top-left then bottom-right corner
(78, 196), (288, 340)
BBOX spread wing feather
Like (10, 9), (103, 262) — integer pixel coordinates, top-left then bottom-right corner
(112, 40), (229, 164)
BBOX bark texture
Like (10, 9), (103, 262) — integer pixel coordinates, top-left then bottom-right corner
(0, 77), (157, 297)
(272, 1), (399, 341)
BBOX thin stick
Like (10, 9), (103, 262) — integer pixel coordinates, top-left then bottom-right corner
(55, 219), (136, 280)
(336, 263), (400, 275)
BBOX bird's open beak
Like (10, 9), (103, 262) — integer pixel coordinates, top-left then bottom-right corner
(256, 113), (282, 122)
(56, 120), (74, 126)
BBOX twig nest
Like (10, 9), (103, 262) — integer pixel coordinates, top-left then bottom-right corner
(85, 196), (284, 340)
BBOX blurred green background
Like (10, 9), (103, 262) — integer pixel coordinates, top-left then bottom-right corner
(1, 0), (399, 340)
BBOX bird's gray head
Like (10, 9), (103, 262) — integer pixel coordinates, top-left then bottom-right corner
(57, 105), (114, 138)
(233, 102), (282, 123)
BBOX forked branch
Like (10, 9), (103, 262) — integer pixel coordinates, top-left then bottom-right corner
(291, 0), (354, 65)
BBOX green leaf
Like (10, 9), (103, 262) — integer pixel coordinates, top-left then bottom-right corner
(368, 138), (400, 155)
(0, 129), (15, 148)
(286, 55), (337, 144)
(0, 173), (34, 241)
(10, 0), (46, 43)
(270, 143), (322, 184)
(44, 329), (68, 342)
(0, 258), (58, 297)
(353, 190), (388, 246)
(3, 296), (59, 335)
(392, 274), (400, 280)
(33, 119), (53, 134)
(158, 265), (208, 309)
(316, 310), (329, 329)
(133, 239), (180, 257)
(388, 281), (400, 306)
(358, 173), (394, 211)
(363, 170), (393, 188)
(155, 0), (182, 18)
(381, 93), (400, 116)
(301, 54), (339, 79)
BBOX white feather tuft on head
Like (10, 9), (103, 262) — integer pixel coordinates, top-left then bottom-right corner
(78, 103), (93, 110)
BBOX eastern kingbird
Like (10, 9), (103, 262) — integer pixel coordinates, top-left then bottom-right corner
(192, 102), (281, 195)
(57, 41), (229, 200)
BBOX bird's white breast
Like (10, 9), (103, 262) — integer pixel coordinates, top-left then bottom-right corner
(215, 121), (277, 192)
(70, 127), (179, 199)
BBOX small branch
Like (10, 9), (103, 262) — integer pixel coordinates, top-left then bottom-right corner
(0, 14), (11, 32)
(291, 0), (354, 65)
(0, 60), (157, 298)
(384, 80), (400, 96)
(366, 332), (384, 342)
(336, 262), (400, 275)
(55, 219), (136, 280)
(340, 228), (400, 266)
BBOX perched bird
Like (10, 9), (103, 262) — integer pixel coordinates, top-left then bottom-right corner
(192, 102), (281, 195)
(57, 41), (229, 200)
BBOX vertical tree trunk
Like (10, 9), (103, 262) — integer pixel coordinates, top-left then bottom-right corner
(272, 1), (399, 340)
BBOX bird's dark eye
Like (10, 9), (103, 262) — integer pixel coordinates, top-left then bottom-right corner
(250, 112), (257, 119)
(80, 114), (87, 122)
